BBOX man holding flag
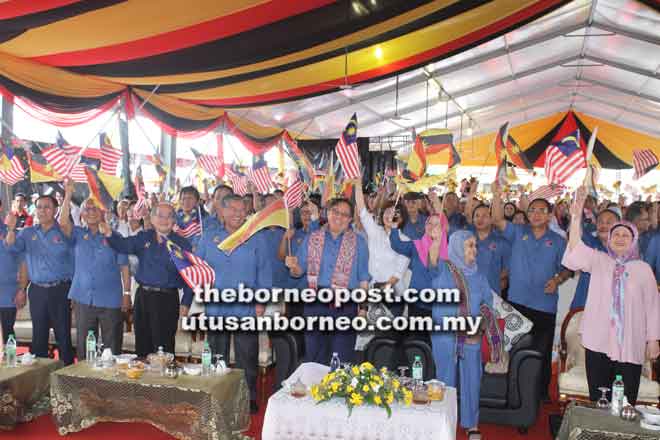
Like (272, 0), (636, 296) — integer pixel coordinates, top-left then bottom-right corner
(59, 179), (131, 359)
(175, 186), (206, 246)
(194, 193), (272, 414)
(100, 202), (193, 357)
(285, 197), (370, 364)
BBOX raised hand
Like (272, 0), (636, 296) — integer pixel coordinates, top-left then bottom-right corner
(64, 178), (75, 198)
(570, 186), (588, 218)
(98, 221), (112, 237)
(5, 211), (17, 229)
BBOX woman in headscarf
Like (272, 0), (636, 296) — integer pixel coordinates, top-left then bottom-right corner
(563, 187), (660, 405)
(429, 230), (492, 440)
(390, 210), (448, 323)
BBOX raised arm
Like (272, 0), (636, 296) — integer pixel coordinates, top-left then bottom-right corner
(464, 179), (479, 225)
(491, 182), (507, 231)
(59, 178), (75, 238)
(568, 186), (587, 251)
(389, 228), (414, 257)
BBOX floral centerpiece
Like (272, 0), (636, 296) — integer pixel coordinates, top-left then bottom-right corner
(310, 362), (413, 417)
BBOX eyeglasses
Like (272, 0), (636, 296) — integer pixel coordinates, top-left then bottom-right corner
(330, 208), (352, 219)
(527, 207), (549, 214)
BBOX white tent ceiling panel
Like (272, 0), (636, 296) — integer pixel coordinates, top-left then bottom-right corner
(505, 0), (591, 46)
(586, 34), (660, 72)
(595, 0), (660, 40)
(507, 36), (583, 73)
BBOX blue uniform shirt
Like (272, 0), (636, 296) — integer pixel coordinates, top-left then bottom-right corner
(295, 229), (370, 289)
(570, 232), (607, 311)
(431, 260), (493, 323)
(639, 227), (657, 259)
(14, 224), (74, 284)
(263, 227), (290, 288)
(402, 214), (428, 240)
(644, 231), (660, 281)
(502, 222), (567, 314)
(448, 212), (469, 237)
(106, 230), (193, 305)
(68, 226), (129, 309)
(0, 223), (21, 308)
(195, 227), (272, 317)
(476, 231), (511, 295)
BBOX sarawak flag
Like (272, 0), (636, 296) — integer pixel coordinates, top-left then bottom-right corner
(506, 135), (533, 172)
(421, 128), (461, 168)
(166, 240), (215, 289)
(335, 113), (361, 179)
(84, 167), (123, 211)
(282, 131), (315, 186)
(149, 154), (168, 182)
(218, 198), (289, 254)
(403, 135), (426, 181)
(28, 151), (62, 183)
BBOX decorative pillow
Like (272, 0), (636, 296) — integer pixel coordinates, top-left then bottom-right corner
(491, 292), (534, 351)
(481, 318), (506, 363)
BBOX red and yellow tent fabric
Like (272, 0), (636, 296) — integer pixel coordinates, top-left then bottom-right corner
(0, 0), (569, 134)
(453, 111), (660, 169)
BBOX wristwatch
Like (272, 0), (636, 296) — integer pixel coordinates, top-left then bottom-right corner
(123, 291), (131, 297)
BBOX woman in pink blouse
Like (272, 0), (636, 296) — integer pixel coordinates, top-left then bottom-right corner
(563, 187), (660, 405)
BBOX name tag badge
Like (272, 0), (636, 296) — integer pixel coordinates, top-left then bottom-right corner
(53, 235), (62, 244)
(545, 239), (553, 247)
(488, 242), (497, 251)
(522, 234), (529, 241)
(145, 241), (151, 249)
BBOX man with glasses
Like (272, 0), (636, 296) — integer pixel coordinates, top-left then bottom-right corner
(59, 180), (131, 358)
(100, 202), (192, 357)
(5, 194), (75, 365)
(492, 184), (571, 402)
(194, 193), (271, 413)
(286, 198), (370, 364)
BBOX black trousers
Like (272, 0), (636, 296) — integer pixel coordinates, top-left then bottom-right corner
(133, 287), (179, 357)
(0, 308), (17, 344)
(585, 348), (642, 406)
(28, 282), (74, 365)
(208, 331), (258, 401)
(511, 302), (555, 398)
(73, 301), (124, 360)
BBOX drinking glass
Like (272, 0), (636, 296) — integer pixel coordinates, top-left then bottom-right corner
(597, 387), (610, 409)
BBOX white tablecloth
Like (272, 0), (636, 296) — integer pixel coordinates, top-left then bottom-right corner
(262, 378), (457, 440)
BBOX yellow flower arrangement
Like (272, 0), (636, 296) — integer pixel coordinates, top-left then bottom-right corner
(311, 362), (413, 417)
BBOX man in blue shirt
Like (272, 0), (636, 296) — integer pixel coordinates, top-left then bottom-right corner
(6, 195), (75, 365)
(286, 198), (370, 364)
(60, 180), (131, 358)
(100, 202), (192, 357)
(470, 204), (511, 295)
(175, 186), (206, 247)
(444, 191), (468, 236)
(0, 199), (27, 343)
(492, 184), (571, 402)
(570, 208), (619, 311)
(195, 193), (271, 413)
(401, 192), (427, 240)
(645, 231), (660, 290)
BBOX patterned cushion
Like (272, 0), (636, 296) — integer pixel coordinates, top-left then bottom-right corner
(491, 292), (534, 352)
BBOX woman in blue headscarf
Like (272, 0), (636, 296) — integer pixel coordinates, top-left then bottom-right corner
(429, 230), (493, 440)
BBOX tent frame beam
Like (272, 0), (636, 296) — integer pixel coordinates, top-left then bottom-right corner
(282, 21), (587, 128)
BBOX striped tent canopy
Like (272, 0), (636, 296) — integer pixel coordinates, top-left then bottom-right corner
(452, 110), (660, 169)
(0, 0), (569, 136)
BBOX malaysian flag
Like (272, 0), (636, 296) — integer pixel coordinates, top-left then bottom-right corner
(166, 239), (215, 289)
(544, 130), (585, 184)
(191, 147), (223, 177)
(41, 135), (76, 179)
(246, 157), (273, 194)
(174, 219), (202, 239)
(225, 164), (249, 196)
(335, 113), (361, 179)
(0, 141), (26, 185)
(528, 184), (566, 202)
(99, 133), (122, 175)
(284, 178), (304, 209)
(632, 149), (659, 180)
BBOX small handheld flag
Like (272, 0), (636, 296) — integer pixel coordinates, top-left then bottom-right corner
(335, 113), (361, 179)
(218, 198), (289, 254)
(166, 240), (215, 289)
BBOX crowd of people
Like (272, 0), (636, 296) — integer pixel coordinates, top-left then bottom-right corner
(1, 175), (659, 438)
